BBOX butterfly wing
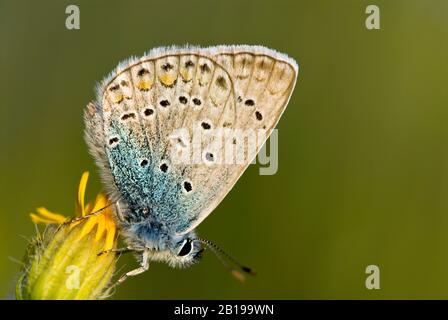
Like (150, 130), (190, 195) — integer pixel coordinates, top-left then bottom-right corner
(183, 46), (298, 233)
(84, 45), (298, 234)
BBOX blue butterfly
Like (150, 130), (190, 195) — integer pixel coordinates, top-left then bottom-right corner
(84, 45), (298, 283)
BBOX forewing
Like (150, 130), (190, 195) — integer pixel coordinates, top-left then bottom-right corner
(84, 46), (298, 234)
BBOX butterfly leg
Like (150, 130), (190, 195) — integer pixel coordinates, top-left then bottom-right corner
(66, 212), (101, 224)
(62, 202), (115, 226)
(97, 246), (143, 256)
(117, 249), (150, 284)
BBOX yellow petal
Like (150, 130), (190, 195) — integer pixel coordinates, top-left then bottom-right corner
(30, 213), (58, 225)
(69, 220), (82, 230)
(30, 207), (66, 225)
(36, 207), (66, 222)
(77, 214), (97, 241)
(95, 214), (106, 242)
(84, 202), (94, 215)
(104, 218), (116, 251)
(77, 171), (89, 217)
(91, 193), (108, 214)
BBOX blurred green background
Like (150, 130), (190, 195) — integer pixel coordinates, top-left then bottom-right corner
(1, 0), (448, 299)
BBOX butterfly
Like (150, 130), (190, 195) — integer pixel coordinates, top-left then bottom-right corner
(84, 45), (298, 283)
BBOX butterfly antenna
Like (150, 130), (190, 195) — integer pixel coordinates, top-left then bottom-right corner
(194, 238), (256, 282)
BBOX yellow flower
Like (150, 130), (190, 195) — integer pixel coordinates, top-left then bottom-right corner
(17, 171), (118, 300)
(29, 171), (117, 251)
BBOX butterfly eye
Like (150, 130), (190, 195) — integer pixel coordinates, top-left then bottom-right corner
(178, 239), (193, 257)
